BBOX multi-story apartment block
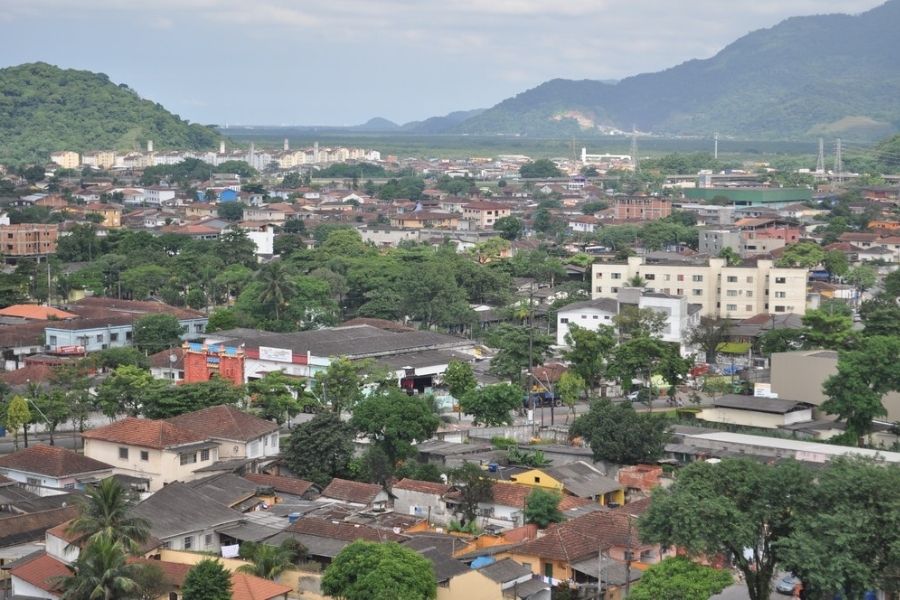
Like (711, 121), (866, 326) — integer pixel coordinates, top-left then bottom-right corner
(0, 224), (59, 258)
(81, 151), (117, 170)
(50, 151), (80, 170)
(591, 256), (808, 319)
(462, 201), (511, 229)
(613, 197), (672, 221)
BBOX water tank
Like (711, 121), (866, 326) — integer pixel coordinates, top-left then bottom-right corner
(287, 512), (300, 524)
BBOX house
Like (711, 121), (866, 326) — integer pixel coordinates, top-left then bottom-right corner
(405, 536), (505, 600)
(318, 478), (388, 509)
(7, 550), (70, 599)
(188, 473), (267, 512)
(567, 215), (600, 234)
(82, 203), (122, 228)
(242, 473), (318, 501)
(149, 347), (185, 382)
(613, 197), (671, 221)
(462, 202), (511, 229)
(446, 482), (593, 531)
(82, 417), (219, 492)
(0, 305), (77, 321)
(697, 395), (814, 430)
(131, 482), (242, 551)
(166, 405), (280, 463)
(509, 462), (625, 507)
(555, 298), (618, 346)
(0, 505), (79, 569)
(392, 478), (453, 525)
(0, 224), (59, 258)
(476, 558), (535, 593)
(281, 517), (406, 564)
(0, 445), (114, 496)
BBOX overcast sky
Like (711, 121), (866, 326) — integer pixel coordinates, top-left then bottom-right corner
(0, 0), (885, 126)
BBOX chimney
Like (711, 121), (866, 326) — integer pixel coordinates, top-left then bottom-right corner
(283, 138), (289, 152)
(219, 141), (225, 154)
(147, 140), (154, 153)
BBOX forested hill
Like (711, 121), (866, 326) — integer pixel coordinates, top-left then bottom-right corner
(0, 62), (221, 164)
(453, 0), (900, 139)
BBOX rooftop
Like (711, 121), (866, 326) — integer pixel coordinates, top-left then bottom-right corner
(167, 405), (278, 443)
(320, 478), (383, 505)
(0, 445), (113, 478)
(242, 473), (315, 498)
(0, 305), (77, 320)
(131, 482), (242, 539)
(8, 552), (69, 593)
(711, 395), (812, 415)
(82, 417), (208, 450)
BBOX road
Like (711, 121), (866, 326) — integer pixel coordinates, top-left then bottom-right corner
(0, 431), (82, 455)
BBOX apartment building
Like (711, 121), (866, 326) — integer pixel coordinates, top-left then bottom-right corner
(50, 151), (80, 170)
(613, 197), (672, 221)
(0, 224), (59, 258)
(591, 255), (808, 319)
(461, 201), (511, 229)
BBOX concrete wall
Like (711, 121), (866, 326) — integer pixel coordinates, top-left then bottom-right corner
(11, 575), (57, 600)
(393, 489), (452, 526)
(84, 439), (217, 492)
(696, 407), (813, 429)
(437, 569), (502, 600)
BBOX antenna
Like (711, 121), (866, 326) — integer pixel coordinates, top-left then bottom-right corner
(714, 132), (719, 160)
(834, 138), (843, 184)
(816, 138), (825, 174)
(630, 126), (639, 173)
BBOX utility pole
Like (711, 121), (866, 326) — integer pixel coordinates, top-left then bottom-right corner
(714, 131), (719, 160)
(630, 126), (640, 173)
(528, 282), (536, 436)
(816, 137), (825, 174)
(834, 138), (843, 185)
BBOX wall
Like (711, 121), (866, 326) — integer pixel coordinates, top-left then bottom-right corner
(556, 306), (616, 346)
(11, 575), (57, 600)
(84, 439), (216, 492)
(394, 489), (453, 526)
(437, 569), (502, 600)
(696, 407), (795, 429)
(46, 532), (78, 564)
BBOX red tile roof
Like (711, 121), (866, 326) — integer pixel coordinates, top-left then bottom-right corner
(149, 347), (185, 370)
(0, 363), (56, 386)
(287, 517), (405, 543)
(0, 506), (79, 546)
(512, 510), (643, 563)
(243, 473), (314, 497)
(167, 405), (278, 442)
(0, 444), (112, 477)
(487, 482), (592, 511)
(9, 552), (70, 593)
(320, 478), (384, 505)
(230, 572), (292, 600)
(46, 519), (80, 544)
(0, 304), (77, 320)
(394, 478), (452, 496)
(82, 417), (207, 449)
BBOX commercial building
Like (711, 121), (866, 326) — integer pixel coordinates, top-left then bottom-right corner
(591, 255), (808, 319)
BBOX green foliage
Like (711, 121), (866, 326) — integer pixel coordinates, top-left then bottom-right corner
(5, 395), (30, 450)
(217, 202), (244, 222)
(859, 296), (900, 337)
(493, 216), (523, 240)
(236, 541), (299, 580)
(91, 347), (149, 370)
(776, 241), (824, 268)
(718, 246), (742, 267)
(459, 383), (522, 427)
(316, 162), (386, 178)
(0, 63), (220, 164)
(142, 378), (244, 419)
(132, 313), (183, 355)
(519, 159), (563, 178)
(485, 324), (554, 382)
(311, 357), (368, 415)
(322, 541), (436, 600)
(442, 360), (477, 402)
(563, 324), (616, 391)
(351, 388), (440, 465)
(66, 478), (150, 552)
(60, 536), (144, 600)
(283, 412), (355, 487)
(448, 463), (493, 523)
(217, 160), (257, 178)
(800, 308), (854, 349)
(628, 557), (732, 600)
(884, 269), (900, 298)
(247, 371), (307, 424)
(447, 519), (481, 535)
(182, 559), (233, 600)
(556, 371), (585, 418)
(758, 327), (805, 355)
(570, 398), (670, 464)
(523, 488), (564, 528)
(639, 458), (814, 600)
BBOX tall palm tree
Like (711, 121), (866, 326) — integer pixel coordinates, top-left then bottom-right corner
(59, 536), (142, 600)
(256, 261), (293, 321)
(236, 542), (297, 581)
(66, 478), (150, 554)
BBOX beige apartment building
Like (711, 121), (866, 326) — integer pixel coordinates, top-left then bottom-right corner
(81, 150), (117, 170)
(50, 151), (80, 170)
(591, 256), (808, 319)
(462, 201), (511, 229)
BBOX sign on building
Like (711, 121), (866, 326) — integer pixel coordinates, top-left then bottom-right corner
(259, 346), (293, 363)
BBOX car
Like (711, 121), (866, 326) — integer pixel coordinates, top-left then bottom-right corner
(626, 388), (654, 403)
(523, 392), (562, 408)
(775, 574), (801, 594)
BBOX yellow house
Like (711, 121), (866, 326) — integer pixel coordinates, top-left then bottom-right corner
(390, 211), (460, 229)
(83, 202), (122, 228)
(509, 461), (626, 507)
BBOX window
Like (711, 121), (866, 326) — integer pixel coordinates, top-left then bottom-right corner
(746, 276), (754, 283)
(746, 291), (753, 297)
(110, 333), (119, 342)
(560, 318), (569, 324)
(746, 305), (753, 311)
(26, 477), (41, 492)
(726, 304), (738, 311)
(676, 288), (684, 295)
(595, 286), (603, 293)
(200, 449), (210, 461)
(49, 335), (57, 345)
(119, 447), (129, 460)
(96, 334), (104, 343)
(692, 274), (704, 282)
(644, 274), (655, 280)
(726, 290), (738, 297)
(595, 273), (603, 279)
(692, 289), (703, 296)
(126, 331), (133, 341)
(180, 452), (197, 466)
(592, 315), (599, 319)
(610, 287), (619, 293)
(664, 274), (671, 281)
(204, 534), (212, 547)
(534, 476), (541, 483)
(183, 536), (193, 550)
(726, 276), (738, 283)
(140, 450), (149, 461)
(775, 305), (786, 313)
(611, 273), (621, 280)
(775, 277), (786, 284)
(677, 274), (685, 282)
(775, 291), (786, 298)
(64, 483), (75, 489)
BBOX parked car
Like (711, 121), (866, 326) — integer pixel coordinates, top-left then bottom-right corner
(523, 392), (562, 408)
(775, 574), (801, 595)
(626, 388), (654, 403)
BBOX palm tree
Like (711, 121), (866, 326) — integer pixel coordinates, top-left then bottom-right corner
(256, 261), (293, 321)
(66, 478), (150, 554)
(626, 274), (647, 288)
(236, 541), (299, 580)
(59, 536), (142, 600)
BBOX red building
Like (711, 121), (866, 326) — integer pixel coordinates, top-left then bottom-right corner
(182, 342), (245, 386)
(613, 197), (672, 221)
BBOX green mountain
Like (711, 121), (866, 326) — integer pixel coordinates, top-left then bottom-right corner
(0, 62), (220, 164)
(454, 0), (900, 139)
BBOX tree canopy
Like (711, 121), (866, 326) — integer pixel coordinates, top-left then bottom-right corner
(570, 398), (670, 464)
(182, 559), (233, 600)
(321, 541), (437, 600)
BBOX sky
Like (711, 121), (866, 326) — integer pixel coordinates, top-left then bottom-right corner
(0, 0), (886, 126)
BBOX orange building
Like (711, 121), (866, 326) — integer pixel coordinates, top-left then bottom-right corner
(182, 342), (245, 386)
(0, 223), (59, 257)
(613, 197), (672, 221)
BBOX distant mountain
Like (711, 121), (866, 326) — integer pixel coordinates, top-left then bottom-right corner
(350, 117), (400, 132)
(0, 62), (221, 164)
(451, 0), (900, 139)
(400, 108), (486, 134)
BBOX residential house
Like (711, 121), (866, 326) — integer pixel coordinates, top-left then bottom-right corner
(405, 536), (505, 600)
(242, 473), (318, 501)
(82, 417), (219, 492)
(82, 203), (122, 228)
(50, 151), (80, 170)
(167, 405), (280, 463)
(149, 347), (185, 382)
(0, 445), (114, 497)
(567, 215), (600, 234)
(613, 197), (671, 221)
(392, 478), (453, 525)
(555, 298), (618, 346)
(509, 462), (625, 507)
(318, 478), (388, 509)
(390, 212), (460, 229)
(447, 482), (592, 531)
(0, 305), (77, 321)
(131, 482), (242, 551)
(281, 517), (406, 565)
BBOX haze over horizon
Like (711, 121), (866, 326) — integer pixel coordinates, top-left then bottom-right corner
(0, 0), (885, 127)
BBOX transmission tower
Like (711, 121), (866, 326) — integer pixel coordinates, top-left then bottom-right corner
(816, 138), (825, 174)
(834, 138), (843, 184)
(714, 132), (719, 160)
(631, 126), (639, 172)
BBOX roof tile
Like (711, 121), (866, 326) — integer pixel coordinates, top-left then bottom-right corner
(320, 478), (383, 505)
(167, 405), (278, 442)
(0, 444), (112, 477)
(82, 417), (208, 449)
(243, 473), (314, 497)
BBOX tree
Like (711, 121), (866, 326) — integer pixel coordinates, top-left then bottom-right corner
(493, 216), (522, 241)
(142, 378), (244, 419)
(569, 398), (670, 464)
(519, 159), (563, 179)
(322, 540), (436, 600)
(717, 247), (742, 266)
(686, 318), (732, 364)
(801, 308), (853, 349)
(821, 335), (900, 443)
(91, 348), (149, 370)
(608, 337), (689, 402)
(217, 202), (244, 222)
(486, 324), (554, 383)
(776, 241), (824, 268)
(311, 356), (367, 414)
(523, 488), (564, 528)
(351, 388), (440, 467)
(449, 463), (493, 523)
(776, 458), (900, 599)
(639, 459), (814, 600)
(556, 371), (585, 420)
(628, 557), (732, 600)
(96, 365), (167, 418)
(33, 389), (70, 445)
(758, 327), (804, 355)
(283, 413), (354, 487)
(884, 269), (900, 298)
(66, 478), (151, 553)
(613, 306), (667, 339)
(846, 264), (877, 293)
(442, 360), (477, 403)
(237, 541), (298, 580)
(255, 261), (293, 322)
(459, 383), (521, 427)
(60, 536), (143, 600)
(181, 559), (233, 600)
(563, 324), (616, 392)
(132, 313), (183, 355)
(247, 371), (305, 425)
(859, 295), (900, 337)
(821, 249), (849, 279)
(5, 395), (30, 450)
